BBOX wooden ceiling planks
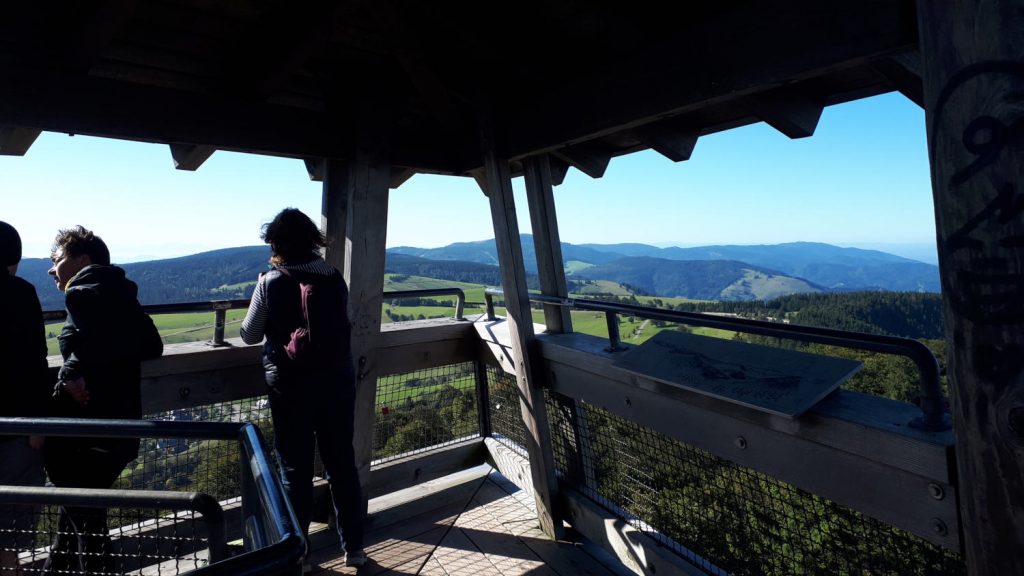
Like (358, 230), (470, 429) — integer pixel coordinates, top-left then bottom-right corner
(0, 0), (917, 176)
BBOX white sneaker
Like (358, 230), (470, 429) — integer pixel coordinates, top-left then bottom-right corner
(344, 550), (367, 567)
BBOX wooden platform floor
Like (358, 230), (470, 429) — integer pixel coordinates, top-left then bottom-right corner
(305, 466), (628, 576)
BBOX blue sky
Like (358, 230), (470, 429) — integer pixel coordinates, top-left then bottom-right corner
(0, 92), (937, 263)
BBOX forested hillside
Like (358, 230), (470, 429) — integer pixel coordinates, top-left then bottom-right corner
(573, 257), (822, 300)
(384, 253), (513, 286)
(603, 291), (945, 340)
(23, 246), (269, 310)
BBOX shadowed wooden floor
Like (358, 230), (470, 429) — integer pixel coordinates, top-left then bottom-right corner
(304, 466), (627, 576)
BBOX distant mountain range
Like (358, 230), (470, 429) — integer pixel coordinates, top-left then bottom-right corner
(391, 237), (941, 296)
(21, 246), (273, 311)
(19, 238), (940, 311)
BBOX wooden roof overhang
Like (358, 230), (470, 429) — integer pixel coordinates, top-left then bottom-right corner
(0, 0), (921, 180)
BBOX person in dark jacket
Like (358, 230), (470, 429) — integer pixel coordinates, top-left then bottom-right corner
(42, 226), (163, 576)
(0, 221), (49, 573)
(240, 208), (366, 569)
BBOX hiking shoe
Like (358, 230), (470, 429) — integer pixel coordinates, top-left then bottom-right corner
(344, 550), (367, 567)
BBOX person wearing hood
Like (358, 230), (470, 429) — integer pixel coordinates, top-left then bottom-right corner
(43, 226), (163, 575)
(0, 221), (49, 573)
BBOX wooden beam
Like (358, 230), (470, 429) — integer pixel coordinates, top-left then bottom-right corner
(389, 167), (416, 189)
(744, 88), (825, 139)
(479, 127), (563, 539)
(548, 156), (570, 186)
(169, 144), (215, 171)
(0, 126), (41, 156)
(341, 153), (391, 492)
(221, 0), (348, 98)
(496, 0), (916, 159)
(66, 0), (136, 73)
(320, 158), (349, 272)
(368, 439), (486, 499)
(872, 51), (924, 107)
(552, 144), (611, 179)
(305, 157), (325, 182)
(0, 66), (465, 172)
(917, 1), (1024, 573)
(563, 489), (711, 576)
(632, 121), (700, 163)
(523, 154), (572, 334)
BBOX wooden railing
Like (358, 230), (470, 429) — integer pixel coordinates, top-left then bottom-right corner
(37, 294), (963, 575)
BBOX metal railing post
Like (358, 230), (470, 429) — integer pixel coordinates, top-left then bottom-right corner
(485, 291), (497, 321)
(605, 311), (621, 351)
(212, 307), (227, 346)
(475, 360), (492, 438)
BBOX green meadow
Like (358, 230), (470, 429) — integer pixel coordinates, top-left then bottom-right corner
(43, 275), (726, 356)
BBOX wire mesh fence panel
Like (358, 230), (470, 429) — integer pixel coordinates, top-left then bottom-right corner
(486, 366), (528, 456)
(545, 392), (966, 576)
(373, 362), (479, 463)
(4, 505), (213, 576)
(139, 397), (273, 502)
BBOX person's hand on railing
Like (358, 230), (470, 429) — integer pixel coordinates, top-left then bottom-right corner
(61, 377), (90, 405)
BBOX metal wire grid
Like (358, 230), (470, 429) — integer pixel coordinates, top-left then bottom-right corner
(546, 393), (966, 576)
(2, 505), (211, 575)
(373, 362), (480, 463)
(485, 366), (528, 456)
(142, 397), (273, 501)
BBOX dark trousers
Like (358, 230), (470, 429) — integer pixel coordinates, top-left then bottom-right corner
(42, 448), (126, 576)
(267, 375), (365, 554)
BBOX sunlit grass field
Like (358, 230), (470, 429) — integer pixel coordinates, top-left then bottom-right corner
(44, 275), (726, 356)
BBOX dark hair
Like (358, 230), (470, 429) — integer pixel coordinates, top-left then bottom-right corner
(51, 226), (111, 265)
(0, 221), (22, 266)
(261, 208), (325, 265)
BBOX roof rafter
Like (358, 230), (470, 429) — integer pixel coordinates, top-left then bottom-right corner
(0, 126), (41, 156)
(744, 88), (825, 139)
(170, 144), (215, 171)
(495, 0), (916, 162)
(552, 144), (611, 179)
(871, 51), (923, 107)
(632, 120), (700, 163)
(222, 0), (357, 99)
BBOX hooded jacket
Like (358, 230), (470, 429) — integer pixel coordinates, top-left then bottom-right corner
(51, 264), (163, 463)
(0, 267), (51, 421)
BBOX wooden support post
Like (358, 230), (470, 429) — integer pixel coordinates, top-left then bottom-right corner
(523, 154), (572, 334)
(321, 158), (349, 272)
(341, 155), (391, 491)
(479, 133), (563, 539)
(917, 2), (1024, 572)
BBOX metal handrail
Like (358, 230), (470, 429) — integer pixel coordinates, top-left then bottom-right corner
(1, 486), (229, 563)
(0, 418), (304, 576)
(383, 288), (466, 320)
(41, 287), (468, 347)
(483, 288), (949, 432)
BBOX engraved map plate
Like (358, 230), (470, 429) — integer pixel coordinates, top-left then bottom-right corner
(612, 331), (863, 418)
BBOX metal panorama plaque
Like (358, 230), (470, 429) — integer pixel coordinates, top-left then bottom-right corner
(611, 330), (862, 418)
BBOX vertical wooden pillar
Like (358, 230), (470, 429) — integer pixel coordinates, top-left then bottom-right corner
(322, 155), (391, 491)
(321, 157), (349, 272)
(917, 2), (1024, 572)
(523, 154), (573, 334)
(480, 134), (563, 539)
